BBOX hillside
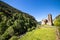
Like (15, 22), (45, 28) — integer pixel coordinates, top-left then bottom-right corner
(18, 26), (56, 40)
(0, 1), (37, 40)
(55, 14), (60, 19)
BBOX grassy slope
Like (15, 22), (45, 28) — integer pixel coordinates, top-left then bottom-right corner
(18, 27), (56, 40)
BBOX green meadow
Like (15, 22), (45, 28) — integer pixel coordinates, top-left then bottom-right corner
(19, 27), (56, 40)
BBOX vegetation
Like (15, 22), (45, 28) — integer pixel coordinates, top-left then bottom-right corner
(54, 15), (60, 26)
(19, 27), (56, 40)
(0, 1), (60, 40)
(53, 14), (60, 39)
(9, 36), (19, 40)
(0, 1), (37, 40)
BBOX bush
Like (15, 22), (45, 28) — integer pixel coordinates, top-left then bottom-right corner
(54, 15), (60, 26)
(9, 36), (18, 40)
(1, 27), (14, 40)
(54, 15), (60, 34)
(54, 19), (60, 26)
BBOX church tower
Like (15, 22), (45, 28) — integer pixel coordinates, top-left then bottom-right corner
(48, 14), (53, 25)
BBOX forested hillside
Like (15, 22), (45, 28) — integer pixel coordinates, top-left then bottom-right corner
(0, 1), (37, 40)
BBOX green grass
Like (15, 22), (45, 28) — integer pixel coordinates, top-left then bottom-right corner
(18, 27), (56, 40)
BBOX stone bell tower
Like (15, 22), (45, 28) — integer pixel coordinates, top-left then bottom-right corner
(48, 14), (53, 25)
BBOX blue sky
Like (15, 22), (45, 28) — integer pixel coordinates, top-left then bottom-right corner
(1, 0), (60, 21)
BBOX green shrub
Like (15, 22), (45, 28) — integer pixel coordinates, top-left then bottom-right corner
(1, 27), (14, 40)
(54, 15), (60, 34)
(9, 36), (18, 40)
(54, 15), (60, 26)
(54, 19), (60, 26)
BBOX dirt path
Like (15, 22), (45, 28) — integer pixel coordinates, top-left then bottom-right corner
(56, 27), (60, 40)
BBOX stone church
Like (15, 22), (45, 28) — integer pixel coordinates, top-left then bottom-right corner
(41, 14), (53, 25)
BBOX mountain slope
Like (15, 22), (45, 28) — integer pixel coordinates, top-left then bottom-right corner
(0, 1), (37, 40)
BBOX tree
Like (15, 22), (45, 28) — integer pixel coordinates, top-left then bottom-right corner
(54, 15), (60, 26)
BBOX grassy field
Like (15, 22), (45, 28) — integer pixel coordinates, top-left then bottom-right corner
(18, 26), (56, 40)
